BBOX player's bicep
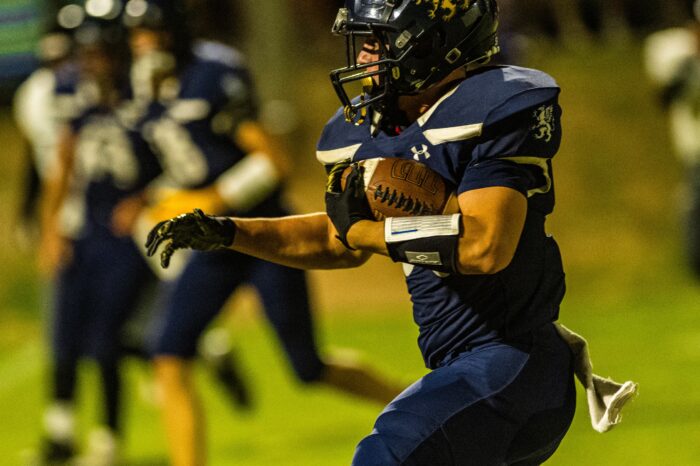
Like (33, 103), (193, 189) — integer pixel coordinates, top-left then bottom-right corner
(456, 186), (527, 274)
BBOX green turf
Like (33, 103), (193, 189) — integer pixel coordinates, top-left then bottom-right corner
(1, 291), (699, 465)
(2, 37), (700, 465)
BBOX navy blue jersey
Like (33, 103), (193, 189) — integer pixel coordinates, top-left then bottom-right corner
(68, 104), (161, 236)
(317, 65), (566, 369)
(138, 41), (285, 217)
(53, 61), (82, 123)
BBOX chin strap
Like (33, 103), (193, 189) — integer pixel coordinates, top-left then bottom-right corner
(344, 77), (375, 125)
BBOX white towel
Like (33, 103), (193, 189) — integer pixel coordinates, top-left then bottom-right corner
(554, 323), (639, 433)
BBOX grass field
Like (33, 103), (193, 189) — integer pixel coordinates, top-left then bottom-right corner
(1, 37), (700, 465)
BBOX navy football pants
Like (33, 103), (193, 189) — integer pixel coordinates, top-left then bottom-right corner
(153, 249), (325, 382)
(53, 234), (152, 365)
(52, 233), (152, 430)
(352, 324), (575, 466)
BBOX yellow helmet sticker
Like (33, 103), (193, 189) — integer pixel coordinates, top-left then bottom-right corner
(415, 0), (472, 22)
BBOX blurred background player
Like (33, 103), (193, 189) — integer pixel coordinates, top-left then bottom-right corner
(16, 9), (255, 461)
(34, 3), (161, 464)
(644, 0), (700, 278)
(12, 24), (77, 251)
(117, 1), (404, 465)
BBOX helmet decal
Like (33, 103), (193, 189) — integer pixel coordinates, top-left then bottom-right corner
(417, 0), (472, 22)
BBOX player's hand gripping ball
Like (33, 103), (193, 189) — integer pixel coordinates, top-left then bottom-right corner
(341, 158), (458, 220)
(325, 161), (374, 249)
(145, 208), (236, 268)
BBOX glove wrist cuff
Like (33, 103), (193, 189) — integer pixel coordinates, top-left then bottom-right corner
(214, 217), (237, 247)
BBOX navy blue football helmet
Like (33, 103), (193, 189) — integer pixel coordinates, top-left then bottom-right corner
(54, 1), (131, 90)
(122, 0), (191, 61)
(56, 1), (128, 57)
(330, 0), (500, 122)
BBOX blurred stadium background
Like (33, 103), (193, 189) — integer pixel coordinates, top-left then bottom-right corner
(1, 0), (699, 465)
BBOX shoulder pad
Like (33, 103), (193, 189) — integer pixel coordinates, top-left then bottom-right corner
(178, 56), (253, 107)
(185, 47), (250, 88)
(186, 55), (235, 81)
(418, 66), (560, 132)
(193, 40), (245, 69)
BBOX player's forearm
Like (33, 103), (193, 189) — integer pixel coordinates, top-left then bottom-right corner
(39, 176), (63, 232)
(346, 215), (512, 275)
(39, 129), (75, 231)
(230, 212), (371, 270)
(343, 187), (527, 275)
(346, 220), (389, 256)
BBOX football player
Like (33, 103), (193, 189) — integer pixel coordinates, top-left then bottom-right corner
(119, 1), (404, 465)
(146, 1), (582, 464)
(36, 5), (161, 465)
(644, 1), (700, 277)
(12, 25), (77, 249)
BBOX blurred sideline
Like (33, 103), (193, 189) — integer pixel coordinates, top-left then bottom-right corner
(1, 4), (700, 463)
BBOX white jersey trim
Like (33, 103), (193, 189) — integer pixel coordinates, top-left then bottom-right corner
(416, 85), (460, 127)
(316, 143), (362, 165)
(423, 123), (483, 145)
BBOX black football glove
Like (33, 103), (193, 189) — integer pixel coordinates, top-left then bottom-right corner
(324, 161), (373, 250)
(145, 208), (236, 268)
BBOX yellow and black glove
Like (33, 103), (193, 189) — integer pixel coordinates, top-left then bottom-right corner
(324, 161), (372, 250)
(145, 209), (236, 268)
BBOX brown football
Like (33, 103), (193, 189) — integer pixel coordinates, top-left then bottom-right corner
(342, 158), (459, 220)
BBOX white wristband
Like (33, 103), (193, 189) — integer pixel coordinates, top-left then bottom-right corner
(385, 214), (461, 243)
(215, 152), (280, 212)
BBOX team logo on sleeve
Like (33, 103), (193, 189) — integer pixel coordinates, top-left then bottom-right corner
(531, 105), (555, 142)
